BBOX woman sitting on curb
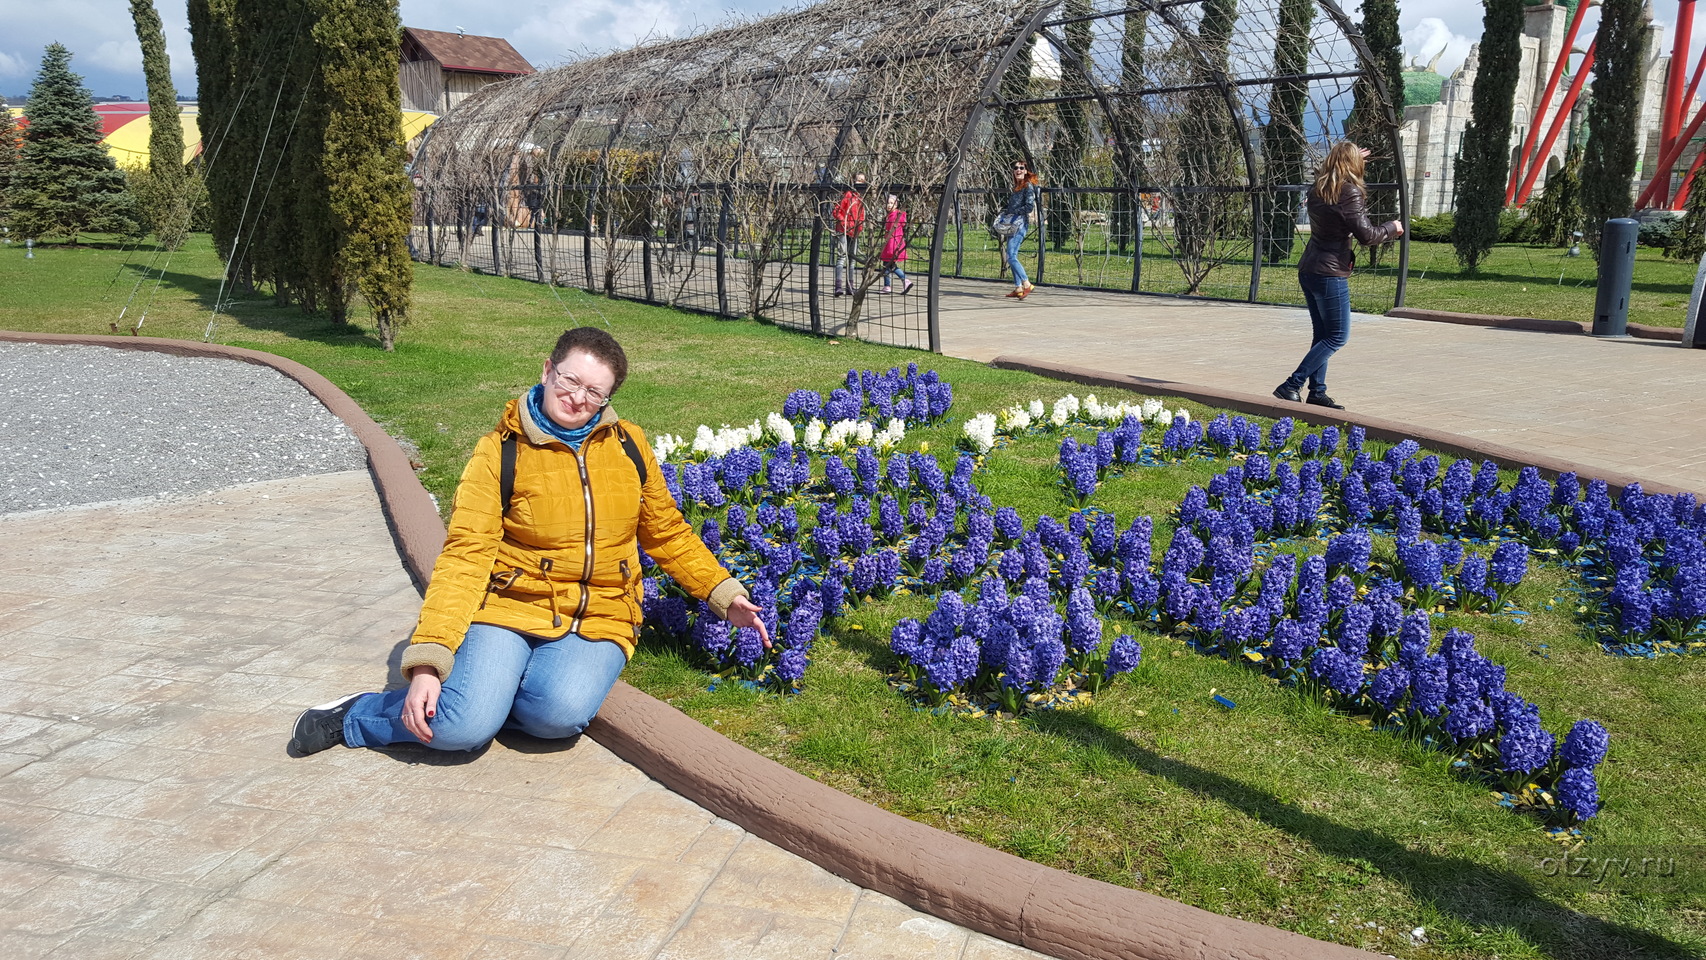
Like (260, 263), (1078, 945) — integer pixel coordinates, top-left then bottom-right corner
(290, 327), (768, 756)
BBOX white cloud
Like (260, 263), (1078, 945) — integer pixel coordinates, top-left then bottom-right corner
(513, 0), (694, 68)
(1403, 18), (1474, 77)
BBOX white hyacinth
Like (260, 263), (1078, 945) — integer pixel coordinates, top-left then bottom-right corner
(1049, 394), (1079, 428)
(1140, 398), (1163, 420)
(652, 433), (686, 463)
(765, 412), (797, 445)
(962, 413), (998, 454)
(823, 419), (861, 451)
(803, 418), (826, 449)
(691, 423), (718, 458)
(855, 421), (875, 445)
(874, 418), (907, 452)
(1028, 398), (1045, 418)
(998, 404), (1033, 431)
(1083, 393), (1103, 420)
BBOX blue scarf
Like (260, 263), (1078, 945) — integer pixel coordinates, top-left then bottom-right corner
(526, 384), (599, 450)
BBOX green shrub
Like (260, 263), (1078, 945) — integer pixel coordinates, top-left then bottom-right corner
(1408, 212), (1454, 242)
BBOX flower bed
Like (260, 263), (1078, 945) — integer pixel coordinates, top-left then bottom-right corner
(636, 365), (1706, 834)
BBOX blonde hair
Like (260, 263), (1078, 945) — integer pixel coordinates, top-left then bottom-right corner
(1314, 142), (1366, 204)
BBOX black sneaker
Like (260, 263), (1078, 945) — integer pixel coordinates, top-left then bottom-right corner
(1306, 393), (1346, 410)
(1272, 384), (1302, 403)
(289, 693), (366, 756)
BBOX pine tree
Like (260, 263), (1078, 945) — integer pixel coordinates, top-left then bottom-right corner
(1581, 0), (1649, 247)
(9, 44), (138, 242)
(1672, 163), (1706, 263)
(1262, 0), (1313, 263)
(0, 98), (19, 234)
(1526, 144), (1583, 247)
(311, 0), (413, 347)
(130, 0), (190, 249)
(1453, 0), (1523, 272)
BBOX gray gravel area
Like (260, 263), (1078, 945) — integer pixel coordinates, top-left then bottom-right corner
(1, 342), (368, 514)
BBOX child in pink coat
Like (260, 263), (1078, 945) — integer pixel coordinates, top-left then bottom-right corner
(878, 194), (913, 294)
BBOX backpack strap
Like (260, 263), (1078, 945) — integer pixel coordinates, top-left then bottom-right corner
(500, 433), (518, 516)
(615, 423), (649, 488)
(500, 425), (646, 518)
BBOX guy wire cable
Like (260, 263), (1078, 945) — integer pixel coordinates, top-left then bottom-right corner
(114, 22), (291, 331)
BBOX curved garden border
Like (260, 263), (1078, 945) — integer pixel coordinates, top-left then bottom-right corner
(26, 329), (1625, 959)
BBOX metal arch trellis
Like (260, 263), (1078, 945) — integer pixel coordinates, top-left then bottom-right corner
(408, 0), (1408, 353)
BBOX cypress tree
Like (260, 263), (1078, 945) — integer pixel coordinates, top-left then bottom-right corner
(1112, 8), (1147, 257)
(130, 0), (190, 249)
(1452, 0), (1523, 272)
(1046, 0), (1092, 251)
(1262, 0), (1313, 263)
(1171, 0), (1242, 292)
(1343, 0), (1402, 267)
(9, 44), (138, 242)
(187, 0), (244, 274)
(1581, 0), (1648, 246)
(311, 0), (413, 347)
(0, 98), (18, 234)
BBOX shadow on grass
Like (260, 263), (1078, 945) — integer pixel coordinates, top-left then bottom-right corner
(121, 263), (383, 349)
(1031, 707), (1698, 960)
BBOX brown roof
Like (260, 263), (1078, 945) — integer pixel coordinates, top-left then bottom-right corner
(402, 27), (534, 76)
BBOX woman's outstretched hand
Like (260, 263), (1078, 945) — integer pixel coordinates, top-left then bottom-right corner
(402, 667), (441, 743)
(726, 595), (772, 649)
(1388, 220), (1405, 236)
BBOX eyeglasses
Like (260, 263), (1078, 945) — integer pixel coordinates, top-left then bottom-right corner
(547, 368), (612, 406)
(1012, 163), (1027, 171)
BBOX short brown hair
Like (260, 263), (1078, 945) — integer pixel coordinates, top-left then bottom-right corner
(550, 327), (628, 394)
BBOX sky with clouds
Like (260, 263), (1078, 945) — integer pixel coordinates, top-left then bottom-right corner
(0, 1), (1687, 103)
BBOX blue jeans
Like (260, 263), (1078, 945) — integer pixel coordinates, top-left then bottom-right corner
(1285, 272), (1352, 395)
(1003, 225), (1029, 288)
(344, 624), (628, 752)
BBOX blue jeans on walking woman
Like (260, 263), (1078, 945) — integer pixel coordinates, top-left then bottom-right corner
(1283, 271), (1351, 396)
(343, 624), (628, 751)
(1003, 225), (1029, 288)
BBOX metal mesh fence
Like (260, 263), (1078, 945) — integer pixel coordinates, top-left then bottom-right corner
(408, 0), (1407, 350)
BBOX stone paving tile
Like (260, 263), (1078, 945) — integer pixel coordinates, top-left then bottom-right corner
(833, 890), (974, 959)
(559, 860), (721, 960)
(0, 469), (1057, 960)
(696, 834), (862, 925)
(655, 904), (848, 960)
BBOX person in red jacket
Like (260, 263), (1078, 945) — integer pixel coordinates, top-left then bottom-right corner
(831, 173), (868, 296)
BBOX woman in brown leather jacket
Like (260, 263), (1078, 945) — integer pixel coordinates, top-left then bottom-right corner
(1273, 142), (1404, 409)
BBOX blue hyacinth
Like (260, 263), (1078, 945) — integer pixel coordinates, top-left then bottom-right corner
(1561, 719), (1609, 769)
(1556, 766), (1601, 820)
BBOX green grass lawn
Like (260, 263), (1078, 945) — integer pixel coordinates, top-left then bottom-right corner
(4, 235), (1703, 959)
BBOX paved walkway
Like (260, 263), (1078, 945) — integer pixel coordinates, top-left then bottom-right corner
(0, 470), (1044, 960)
(935, 286), (1706, 495)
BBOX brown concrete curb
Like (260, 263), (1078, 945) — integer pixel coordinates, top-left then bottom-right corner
(991, 355), (1697, 500)
(0, 331), (445, 589)
(2, 331), (1384, 960)
(1385, 305), (1685, 342)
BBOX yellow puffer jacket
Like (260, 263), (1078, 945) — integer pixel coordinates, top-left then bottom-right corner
(402, 395), (746, 681)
